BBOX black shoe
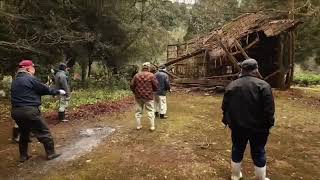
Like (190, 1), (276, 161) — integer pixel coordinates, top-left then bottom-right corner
(160, 114), (168, 119)
(47, 153), (61, 160)
(19, 155), (31, 163)
(58, 111), (68, 122)
(155, 112), (159, 117)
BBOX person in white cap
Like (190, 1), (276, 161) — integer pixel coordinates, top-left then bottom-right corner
(130, 62), (158, 131)
(222, 58), (275, 180)
(154, 65), (170, 119)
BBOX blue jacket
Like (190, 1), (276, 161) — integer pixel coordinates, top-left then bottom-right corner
(11, 70), (60, 107)
(155, 70), (170, 96)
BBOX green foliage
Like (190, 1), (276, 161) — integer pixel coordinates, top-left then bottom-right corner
(294, 72), (320, 86)
(41, 89), (132, 112)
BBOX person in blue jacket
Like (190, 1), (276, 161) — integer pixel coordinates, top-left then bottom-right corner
(154, 65), (171, 119)
(11, 60), (66, 162)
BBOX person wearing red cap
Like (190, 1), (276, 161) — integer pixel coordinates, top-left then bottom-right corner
(11, 60), (66, 162)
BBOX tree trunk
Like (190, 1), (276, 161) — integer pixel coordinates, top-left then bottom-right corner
(87, 57), (93, 78)
(81, 61), (87, 87)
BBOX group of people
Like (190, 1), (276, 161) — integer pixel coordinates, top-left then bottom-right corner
(130, 62), (171, 131)
(10, 60), (70, 162)
(9, 58), (274, 180)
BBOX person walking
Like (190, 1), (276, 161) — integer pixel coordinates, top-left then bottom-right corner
(221, 59), (275, 180)
(154, 65), (170, 119)
(54, 63), (70, 122)
(130, 62), (158, 131)
(11, 60), (65, 162)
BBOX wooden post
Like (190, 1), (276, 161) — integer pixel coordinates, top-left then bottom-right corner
(235, 40), (250, 59)
(215, 38), (241, 72)
(277, 34), (285, 89)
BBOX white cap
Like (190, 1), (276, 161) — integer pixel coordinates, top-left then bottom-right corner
(142, 62), (151, 68)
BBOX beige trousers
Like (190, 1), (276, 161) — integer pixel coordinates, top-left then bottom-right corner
(154, 95), (167, 114)
(135, 98), (155, 128)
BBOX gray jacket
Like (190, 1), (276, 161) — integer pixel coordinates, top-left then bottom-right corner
(54, 70), (70, 96)
(155, 70), (170, 96)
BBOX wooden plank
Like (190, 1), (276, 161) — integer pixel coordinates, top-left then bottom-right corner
(264, 70), (280, 81)
(234, 40), (250, 59)
(215, 37), (241, 72)
(163, 49), (205, 66)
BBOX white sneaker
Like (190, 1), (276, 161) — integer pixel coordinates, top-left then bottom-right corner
(61, 119), (69, 122)
(149, 126), (155, 131)
(136, 125), (142, 130)
(231, 161), (243, 180)
(254, 165), (270, 180)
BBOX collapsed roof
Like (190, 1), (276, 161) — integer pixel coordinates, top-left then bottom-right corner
(165, 11), (301, 65)
(165, 12), (301, 89)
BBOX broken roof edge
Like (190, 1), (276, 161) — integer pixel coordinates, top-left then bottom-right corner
(173, 11), (301, 46)
(166, 11), (302, 66)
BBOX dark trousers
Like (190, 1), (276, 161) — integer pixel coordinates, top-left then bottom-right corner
(11, 106), (55, 157)
(231, 127), (269, 167)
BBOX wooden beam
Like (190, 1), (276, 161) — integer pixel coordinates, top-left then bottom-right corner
(264, 70), (280, 81)
(215, 37), (241, 72)
(231, 37), (259, 55)
(206, 73), (239, 79)
(234, 40), (250, 59)
(163, 49), (205, 66)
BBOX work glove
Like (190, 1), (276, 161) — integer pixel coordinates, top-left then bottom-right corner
(58, 89), (66, 95)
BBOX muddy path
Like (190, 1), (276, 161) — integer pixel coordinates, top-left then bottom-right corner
(0, 89), (320, 180)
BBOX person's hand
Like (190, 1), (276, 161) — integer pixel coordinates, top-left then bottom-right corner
(58, 89), (66, 95)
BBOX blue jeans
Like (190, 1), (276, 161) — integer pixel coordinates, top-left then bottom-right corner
(231, 127), (269, 167)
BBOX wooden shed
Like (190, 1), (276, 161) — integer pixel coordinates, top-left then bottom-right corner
(165, 12), (301, 89)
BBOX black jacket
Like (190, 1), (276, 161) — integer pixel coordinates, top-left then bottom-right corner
(11, 71), (59, 107)
(221, 75), (275, 132)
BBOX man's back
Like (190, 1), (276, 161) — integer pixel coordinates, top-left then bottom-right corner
(155, 71), (170, 96)
(131, 71), (158, 100)
(222, 76), (275, 132)
(54, 70), (69, 93)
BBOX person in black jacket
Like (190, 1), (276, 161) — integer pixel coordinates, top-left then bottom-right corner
(11, 60), (66, 162)
(222, 59), (275, 180)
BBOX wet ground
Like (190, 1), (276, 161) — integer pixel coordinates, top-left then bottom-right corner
(0, 88), (319, 180)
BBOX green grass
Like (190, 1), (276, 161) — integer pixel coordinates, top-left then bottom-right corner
(41, 89), (132, 112)
(294, 72), (320, 86)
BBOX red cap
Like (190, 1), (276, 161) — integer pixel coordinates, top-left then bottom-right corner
(19, 60), (37, 68)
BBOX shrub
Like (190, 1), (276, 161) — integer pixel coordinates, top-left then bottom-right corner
(41, 88), (132, 112)
(293, 73), (320, 86)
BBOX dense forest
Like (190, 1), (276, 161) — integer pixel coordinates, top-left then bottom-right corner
(0, 0), (319, 82)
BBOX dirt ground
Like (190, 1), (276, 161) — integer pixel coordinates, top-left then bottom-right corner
(0, 87), (319, 180)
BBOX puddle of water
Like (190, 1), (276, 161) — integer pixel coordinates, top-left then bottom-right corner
(51, 127), (115, 162)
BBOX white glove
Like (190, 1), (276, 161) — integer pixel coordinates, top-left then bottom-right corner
(58, 89), (66, 95)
